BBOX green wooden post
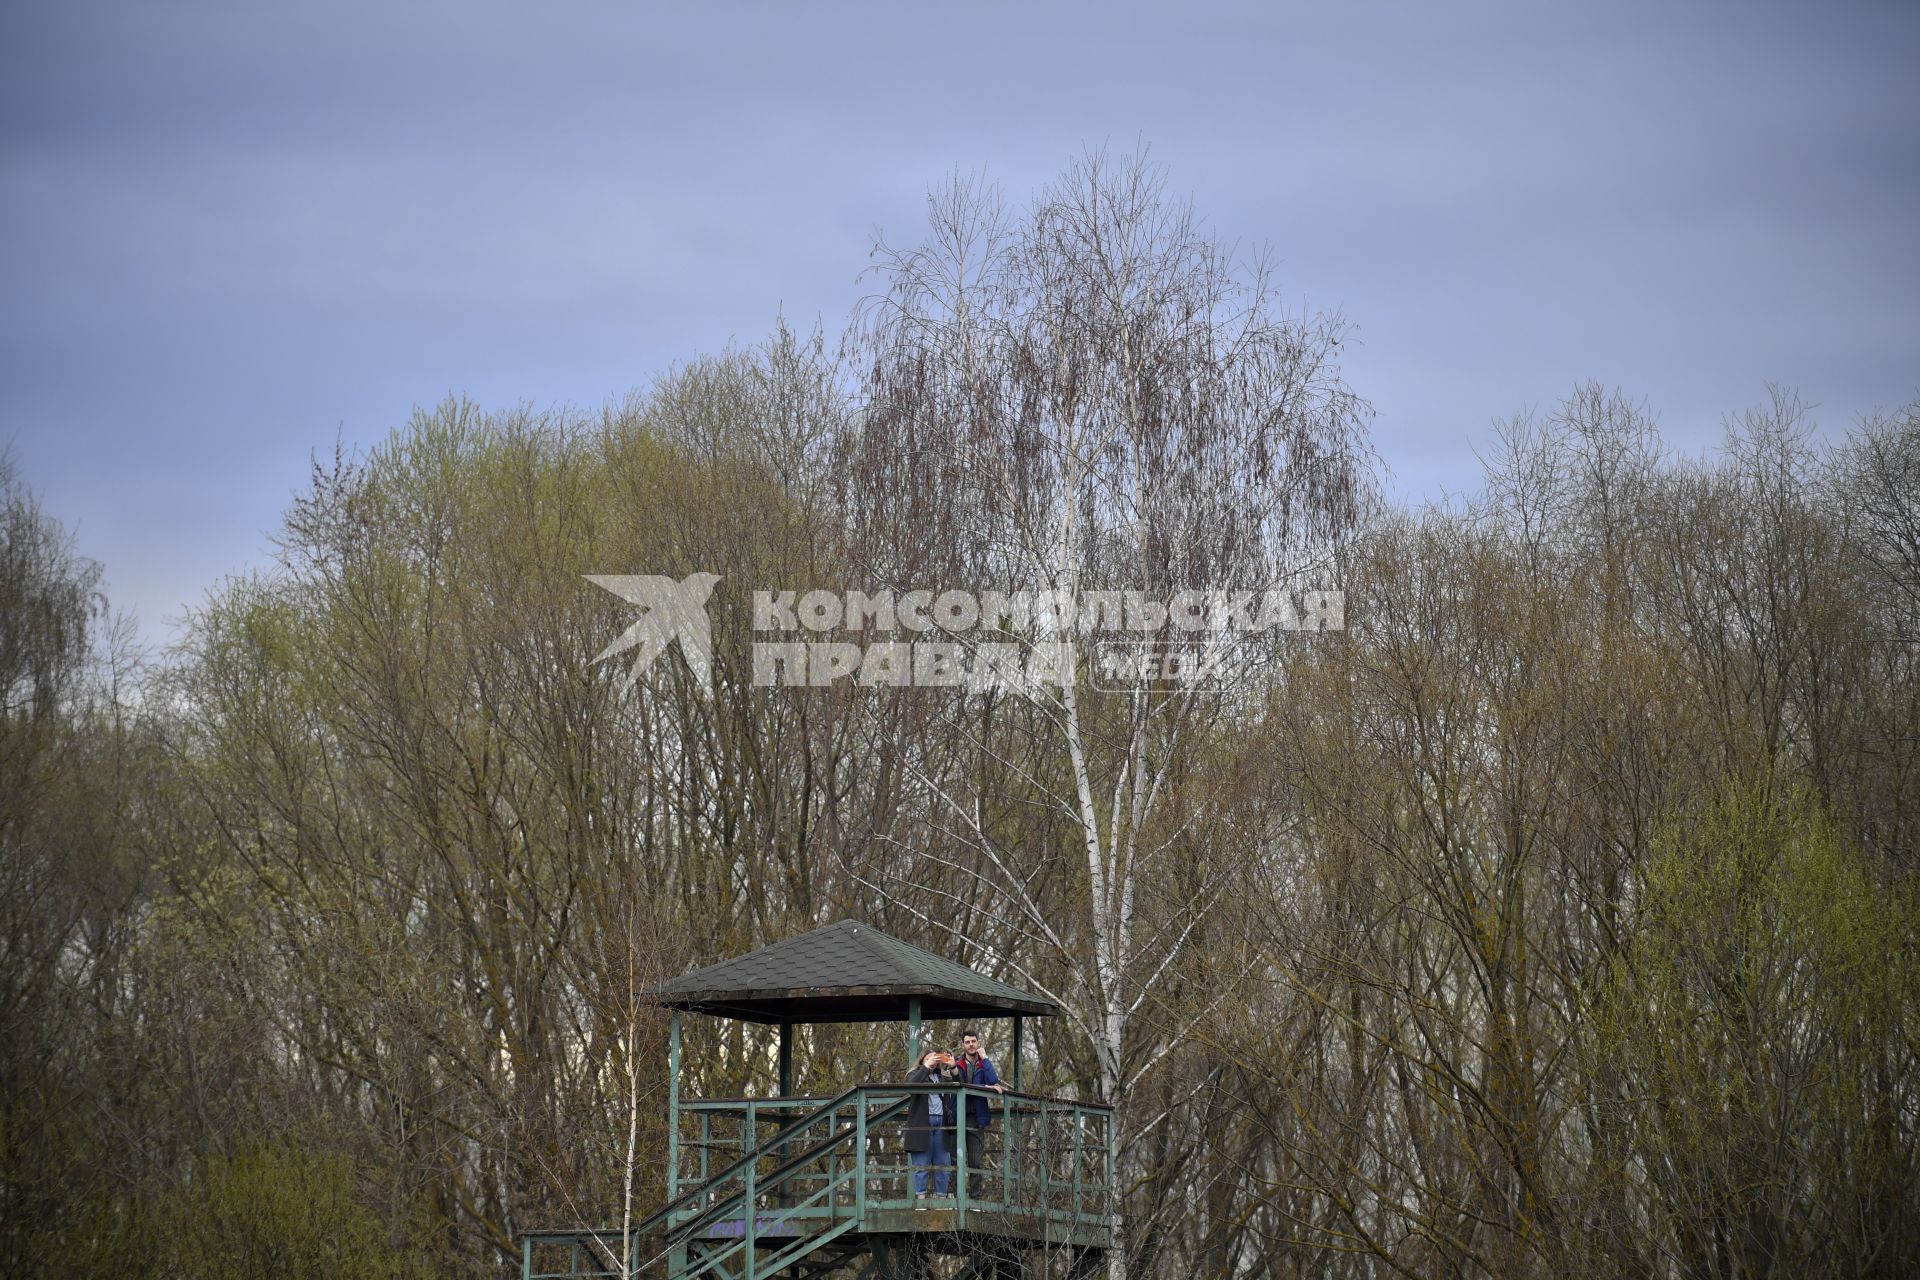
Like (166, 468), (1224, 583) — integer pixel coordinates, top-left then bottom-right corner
(824, 1093), (841, 1216)
(855, 1092), (869, 1222)
(667, 1012), (681, 1204)
(1038, 1098), (1052, 1244)
(1004, 1092), (1017, 1215)
(777, 1021), (793, 1097)
(1071, 1110), (1084, 1234)
(744, 1145), (757, 1272)
(1008, 1015), (1024, 1217)
(1103, 1109), (1117, 1239)
(906, 997), (921, 1063)
(742, 1090), (757, 1257)
(955, 1083), (968, 1214)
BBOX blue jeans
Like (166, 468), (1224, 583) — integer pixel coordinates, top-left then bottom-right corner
(910, 1129), (950, 1195)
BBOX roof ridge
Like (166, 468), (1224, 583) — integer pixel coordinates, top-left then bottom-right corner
(855, 922), (970, 979)
(838, 920), (900, 971)
(866, 923), (1021, 995)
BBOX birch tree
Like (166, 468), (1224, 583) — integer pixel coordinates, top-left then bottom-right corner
(841, 149), (1372, 1278)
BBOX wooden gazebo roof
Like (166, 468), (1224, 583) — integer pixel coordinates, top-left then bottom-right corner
(649, 919), (1057, 1025)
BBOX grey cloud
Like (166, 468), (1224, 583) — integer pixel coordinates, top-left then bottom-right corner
(2, 0), (1915, 641)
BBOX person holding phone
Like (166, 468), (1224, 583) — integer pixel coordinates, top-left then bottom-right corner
(904, 1045), (960, 1200)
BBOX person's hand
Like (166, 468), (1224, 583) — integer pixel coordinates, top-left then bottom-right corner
(989, 1084), (1006, 1093)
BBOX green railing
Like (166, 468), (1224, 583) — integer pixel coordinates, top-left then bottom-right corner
(520, 1083), (1114, 1279)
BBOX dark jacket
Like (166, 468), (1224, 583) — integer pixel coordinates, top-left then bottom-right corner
(956, 1054), (1002, 1129)
(901, 1063), (959, 1153)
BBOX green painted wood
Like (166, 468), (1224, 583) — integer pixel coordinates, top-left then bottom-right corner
(1038, 1097), (1052, 1247)
(678, 1144), (864, 1279)
(955, 1085), (969, 1220)
(529, 1084), (1114, 1279)
(755, 1215), (859, 1276)
(855, 1098), (868, 1221)
(638, 1087), (878, 1239)
(1102, 1111), (1116, 1242)
(778, 1021), (793, 1097)
(668, 1093), (911, 1247)
(1004, 1089), (1019, 1215)
(742, 1143), (756, 1269)
(667, 1012), (681, 1203)
(1072, 1110), (1086, 1234)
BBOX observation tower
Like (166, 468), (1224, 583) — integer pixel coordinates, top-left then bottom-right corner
(520, 920), (1114, 1279)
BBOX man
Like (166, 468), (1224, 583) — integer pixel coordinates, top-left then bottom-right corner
(953, 1029), (1006, 1171)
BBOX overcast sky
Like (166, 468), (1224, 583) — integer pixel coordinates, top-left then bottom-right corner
(3, 1), (1916, 645)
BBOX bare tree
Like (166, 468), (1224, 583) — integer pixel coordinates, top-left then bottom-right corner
(839, 149), (1373, 1278)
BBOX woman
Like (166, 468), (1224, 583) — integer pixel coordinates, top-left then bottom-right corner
(903, 1045), (959, 1200)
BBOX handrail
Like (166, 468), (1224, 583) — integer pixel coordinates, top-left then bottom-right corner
(523, 1082), (911, 1248)
(635, 1081), (1108, 1236)
(682, 1084), (1114, 1112)
(665, 1092), (914, 1245)
(628, 1082), (869, 1238)
(519, 1080), (1120, 1271)
(672, 1120), (875, 1280)
(668, 1083), (1107, 1239)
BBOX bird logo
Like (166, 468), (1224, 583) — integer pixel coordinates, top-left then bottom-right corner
(585, 572), (721, 696)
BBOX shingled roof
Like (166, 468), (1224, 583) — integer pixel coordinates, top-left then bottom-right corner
(650, 919), (1058, 1024)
